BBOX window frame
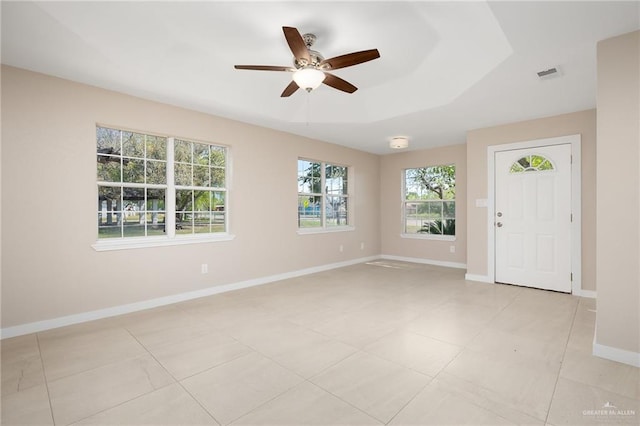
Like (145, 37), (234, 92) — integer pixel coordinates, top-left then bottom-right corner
(401, 165), (456, 241)
(297, 158), (354, 234)
(93, 125), (234, 252)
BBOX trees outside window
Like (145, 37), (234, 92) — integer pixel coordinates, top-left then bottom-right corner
(97, 126), (227, 240)
(173, 139), (226, 235)
(297, 159), (349, 229)
(404, 165), (455, 236)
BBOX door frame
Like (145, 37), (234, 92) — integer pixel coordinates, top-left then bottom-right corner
(486, 134), (582, 294)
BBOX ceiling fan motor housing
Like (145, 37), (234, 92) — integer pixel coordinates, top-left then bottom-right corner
(295, 50), (325, 69)
(294, 34), (325, 69)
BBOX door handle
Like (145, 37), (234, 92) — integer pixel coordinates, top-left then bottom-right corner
(496, 222), (503, 227)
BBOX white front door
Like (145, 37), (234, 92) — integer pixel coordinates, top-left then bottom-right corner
(494, 144), (572, 292)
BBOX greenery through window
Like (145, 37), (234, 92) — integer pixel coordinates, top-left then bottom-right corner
(509, 155), (554, 173)
(174, 139), (226, 235)
(97, 126), (227, 239)
(298, 159), (349, 229)
(404, 165), (455, 236)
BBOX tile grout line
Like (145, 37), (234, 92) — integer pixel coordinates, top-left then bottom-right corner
(381, 329), (484, 425)
(166, 332), (309, 426)
(407, 286), (536, 424)
(299, 298), (453, 425)
(211, 349), (308, 426)
(218, 344), (378, 424)
(67, 382), (175, 425)
(382, 376), (435, 425)
(36, 325), (153, 384)
(35, 333), (57, 425)
(63, 327), (193, 426)
(300, 273), (507, 424)
(300, 377), (390, 425)
(374, 283), (520, 424)
(125, 314), (257, 382)
(123, 328), (224, 426)
(543, 297), (581, 425)
(36, 326), (166, 425)
(222, 330), (418, 425)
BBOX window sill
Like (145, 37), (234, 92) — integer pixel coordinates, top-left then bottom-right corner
(92, 233), (236, 251)
(401, 233), (456, 241)
(297, 226), (355, 235)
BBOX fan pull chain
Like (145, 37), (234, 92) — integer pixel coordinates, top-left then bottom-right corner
(306, 91), (311, 126)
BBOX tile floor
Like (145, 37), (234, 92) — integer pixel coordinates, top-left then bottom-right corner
(2, 261), (639, 425)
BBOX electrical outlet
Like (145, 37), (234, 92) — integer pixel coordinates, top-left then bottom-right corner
(360, 242), (365, 250)
(449, 246), (455, 253)
(339, 245), (344, 252)
(201, 264), (208, 274)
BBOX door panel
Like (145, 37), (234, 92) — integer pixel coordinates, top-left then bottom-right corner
(495, 144), (572, 292)
(507, 233), (524, 269)
(508, 178), (524, 219)
(536, 234), (555, 272)
(536, 176), (554, 220)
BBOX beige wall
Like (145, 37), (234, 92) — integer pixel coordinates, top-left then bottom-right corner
(2, 29), (635, 346)
(379, 144), (467, 265)
(0, 66), (381, 328)
(466, 109), (597, 292)
(595, 31), (639, 355)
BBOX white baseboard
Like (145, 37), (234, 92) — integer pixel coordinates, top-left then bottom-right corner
(379, 254), (466, 270)
(593, 341), (640, 368)
(575, 289), (597, 299)
(0, 255), (379, 339)
(464, 273), (493, 283)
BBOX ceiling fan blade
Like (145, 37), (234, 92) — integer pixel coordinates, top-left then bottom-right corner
(320, 49), (380, 70)
(281, 80), (300, 97)
(283, 26), (311, 63)
(234, 65), (295, 72)
(323, 73), (357, 94)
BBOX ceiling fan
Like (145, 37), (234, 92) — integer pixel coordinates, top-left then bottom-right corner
(234, 26), (380, 97)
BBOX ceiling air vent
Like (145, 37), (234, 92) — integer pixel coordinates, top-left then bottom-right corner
(537, 67), (561, 80)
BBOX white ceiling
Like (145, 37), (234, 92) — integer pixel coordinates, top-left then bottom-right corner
(2, 1), (639, 154)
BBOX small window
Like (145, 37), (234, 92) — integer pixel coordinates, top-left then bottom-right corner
(510, 155), (554, 173)
(298, 159), (350, 229)
(403, 165), (455, 236)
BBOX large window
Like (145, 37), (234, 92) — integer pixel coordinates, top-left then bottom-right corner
(297, 159), (350, 229)
(97, 126), (227, 244)
(404, 165), (455, 236)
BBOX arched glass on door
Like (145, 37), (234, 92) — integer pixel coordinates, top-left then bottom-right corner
(509, 154), (555, 173)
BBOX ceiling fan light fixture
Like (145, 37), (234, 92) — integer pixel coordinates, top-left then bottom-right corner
(293, 67), (325, 92)
(390, 136), (409, 149)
